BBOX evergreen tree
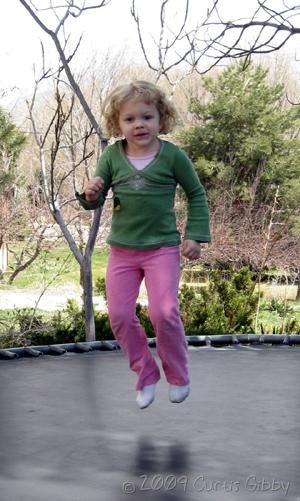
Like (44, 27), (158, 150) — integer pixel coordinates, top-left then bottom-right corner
(177, 61), (300, 211)
(0, 107), (26, 258)
(0, 107), (25, 194)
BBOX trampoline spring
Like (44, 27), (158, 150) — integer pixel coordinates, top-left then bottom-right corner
(48, 345), (66, 356)
(74, 343), (92, 353)
(23, 347), (42, 358)
(100, 341), (119, 351)
(0, 348), (19, 360)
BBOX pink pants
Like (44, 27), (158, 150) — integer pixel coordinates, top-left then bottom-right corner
(106, 246), (189, 390)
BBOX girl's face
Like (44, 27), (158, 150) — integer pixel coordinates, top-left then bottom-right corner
(117, 98), (161, 155)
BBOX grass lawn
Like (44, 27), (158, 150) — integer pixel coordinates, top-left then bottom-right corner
(0, 245), (109, 290)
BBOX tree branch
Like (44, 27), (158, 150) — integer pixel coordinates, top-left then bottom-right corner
(19, 0), (108, 149)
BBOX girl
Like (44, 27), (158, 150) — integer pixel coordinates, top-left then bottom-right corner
(77, 81), (211, 409)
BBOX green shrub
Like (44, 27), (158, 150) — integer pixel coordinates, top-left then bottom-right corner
(129, 267), (260, 337)
(0, 308), (52, 347)
(0, 330), (26, 349)
(51, 300), (85, 341)
(179, 267), (260, 335)
(94, 277), (107, 301)
(0, 267), (270, 349)
(260, 317), (300, 335)
(13, 308), (44, 333)
(136, 303), (155, 337)
(51, 300), (113, 342)
(264, 298), (294, 316)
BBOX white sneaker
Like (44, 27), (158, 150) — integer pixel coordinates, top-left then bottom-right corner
(169, 384), (190, 403)
(136, 383), (156, 409)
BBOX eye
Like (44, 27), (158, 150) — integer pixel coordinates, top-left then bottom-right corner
(124, 117), (133, 122)
(144, 115), (153, 120)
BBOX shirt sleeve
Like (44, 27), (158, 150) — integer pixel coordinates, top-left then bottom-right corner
(76, 147), (112, 210)
(173, 147), (211, 242)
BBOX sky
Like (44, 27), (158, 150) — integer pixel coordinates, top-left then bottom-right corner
(1, 0), (300, 111)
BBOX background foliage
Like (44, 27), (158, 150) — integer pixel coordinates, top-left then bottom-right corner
(1, 58), (300, 343)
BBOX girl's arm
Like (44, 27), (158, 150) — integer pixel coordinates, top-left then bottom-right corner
(173, 148), (211, 243)
(76, 148), (112, 210)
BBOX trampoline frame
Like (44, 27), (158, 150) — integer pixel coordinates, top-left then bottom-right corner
(1, 333), (300, 360)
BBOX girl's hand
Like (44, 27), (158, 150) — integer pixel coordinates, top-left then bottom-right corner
(181, 240), (201, 260)
(85, 176), (104, 201)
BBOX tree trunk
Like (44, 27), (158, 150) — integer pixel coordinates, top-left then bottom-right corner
(296, 270), (300, 301)
(53, 207), (101, 342)
(81, 256), (96, 342)
(0, 243), (8, 273)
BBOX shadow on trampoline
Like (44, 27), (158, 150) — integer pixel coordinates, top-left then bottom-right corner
(114, 437), (192, 500)
(132, 437), (190, 475)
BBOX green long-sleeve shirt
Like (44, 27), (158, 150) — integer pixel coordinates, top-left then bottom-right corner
(76, 139), (211, 250)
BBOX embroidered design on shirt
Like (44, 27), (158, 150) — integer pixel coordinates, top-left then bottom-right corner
(128, 175), (147, 190)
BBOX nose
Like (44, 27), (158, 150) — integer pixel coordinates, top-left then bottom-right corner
(135, 117), (144, 128)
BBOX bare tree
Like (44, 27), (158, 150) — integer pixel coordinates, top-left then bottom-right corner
(18, 0), (113, 341)
(130, 0), (300, 77)
(27, 66), (102, 341)
(130, 0), (217, 90)
(195, 0), (300, 72)
(19, 0), (110, 146)
(19, 0), (300, 108)
(131, 0), (196, 84)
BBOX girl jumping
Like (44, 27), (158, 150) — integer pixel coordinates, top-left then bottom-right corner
(77, 80), (211, 409)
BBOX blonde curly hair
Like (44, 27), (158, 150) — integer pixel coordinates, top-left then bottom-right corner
(103, 80), (177, 137)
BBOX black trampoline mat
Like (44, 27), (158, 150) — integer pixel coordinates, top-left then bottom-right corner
(1, 346), (300, 501)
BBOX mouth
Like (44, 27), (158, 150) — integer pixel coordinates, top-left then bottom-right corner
(134, 132), (149, 138)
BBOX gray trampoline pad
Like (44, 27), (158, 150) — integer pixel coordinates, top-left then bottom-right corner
(0, 346), (299, 501)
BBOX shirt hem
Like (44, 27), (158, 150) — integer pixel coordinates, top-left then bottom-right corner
(184, 234), (211, 242)
(107, 238), (181, 250)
